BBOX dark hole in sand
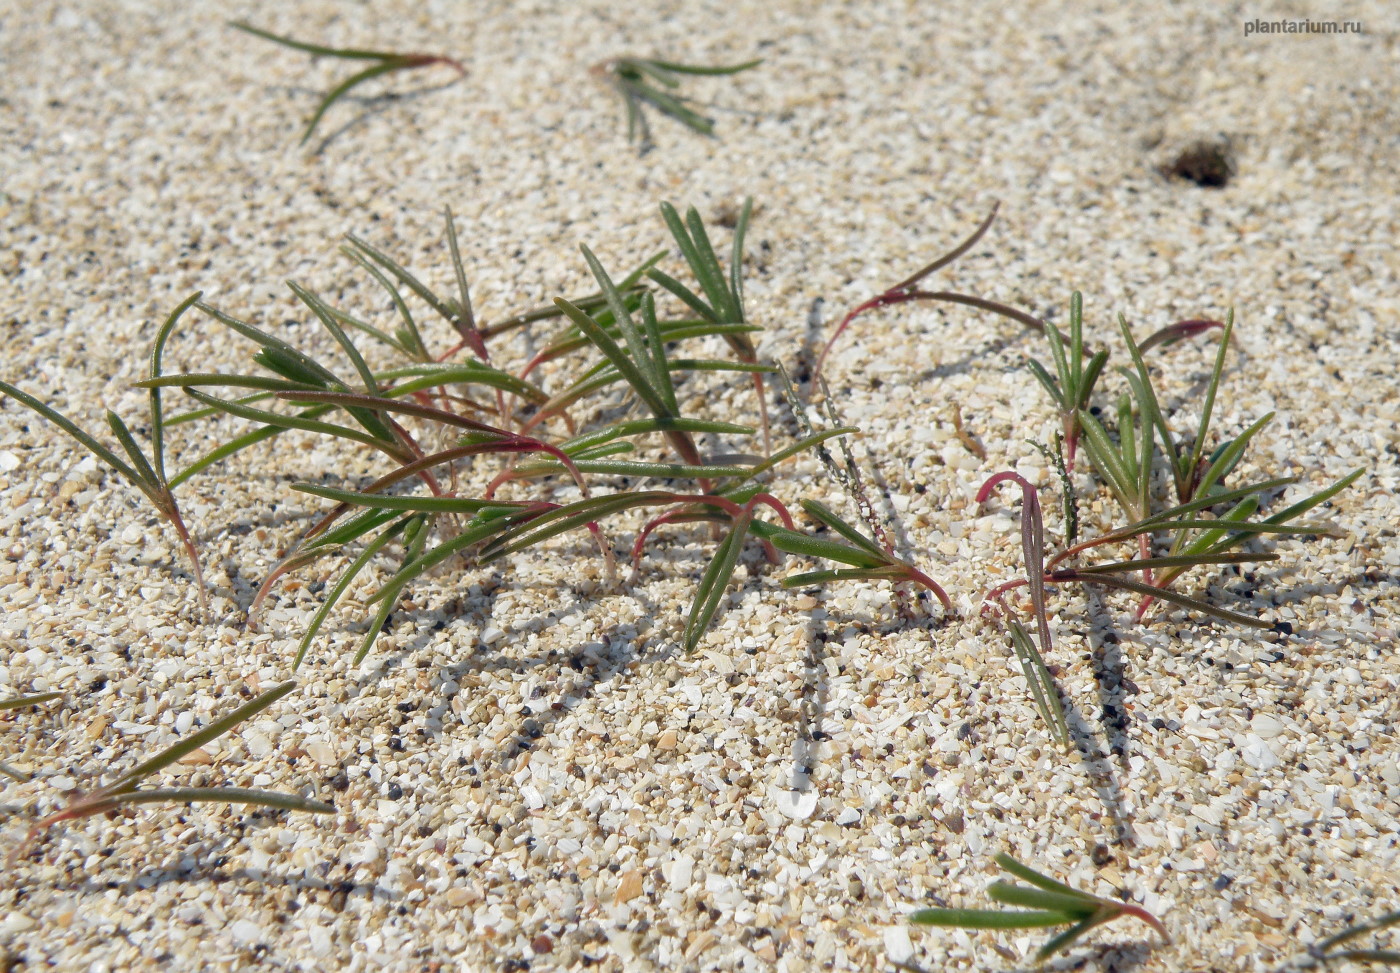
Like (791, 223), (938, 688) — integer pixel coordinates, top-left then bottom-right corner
(1162, 139), (1236, 188)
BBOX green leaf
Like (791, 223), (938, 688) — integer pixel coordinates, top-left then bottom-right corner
(554, 296), (670, 420)
(344, 233), (458, 329)
(97, 787), (334, 816)
(442, 207), (477, 338)
(0, 691), (63, 712)
(229, 21), (408, 60)
(1191, 412), (1274, 501)
(1037, 915), (1113, 960)
(101, 681), (299, 796)
(641, 58), (762, 76)
(293, 516), (417, 670)
(195, 300), (344, 389)
(1262, 467), (1363, 527)
(105, 411), (162, 492)
(289, 282), (380, 394)
(183, 390), (405, 458)
(374, 362), (546, 404)
(749, 520), (888, 570)
(1053, 571), (1272, 627)
(684, 510), (755, 651)
(1026, 357), (1063, 406)
(1007, 620), (1069, 750)
(0, 381), (147, 493)
(1076, 408), (1140, 517)
(148, 291), (203, 481)
(987, 881), (1097, 918)
(339, 245), (427, 358)
(1071, 552), (1278, 575)
(1185, 308), (1235, 494)
(272, 389), (511, 440)
(909, 908), (1074, 929)
(350, 514), (430, 664)
(581, 245), (670, 409)
(293, 483), (528, 515)
(505, 458), (753, 481)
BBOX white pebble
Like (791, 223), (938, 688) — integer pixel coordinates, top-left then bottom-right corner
(883, 924), (914, 962)
(231, 919), (264, 945)
(1238, 733), (1281, 771)
(669, 854), (693, 890)
(1251, 714), (1285, 739)
(0, 913), (36, 937)
(773, 786), (817, 820)
(244, 731), (272, 758)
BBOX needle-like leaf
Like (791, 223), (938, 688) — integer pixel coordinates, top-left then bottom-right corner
(596, 56), (760, 148)
(910, 854), (1168, 961)
(229, 21), (465, 145)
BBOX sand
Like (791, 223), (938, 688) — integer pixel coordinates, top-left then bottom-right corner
(1, 1), (1397, 970)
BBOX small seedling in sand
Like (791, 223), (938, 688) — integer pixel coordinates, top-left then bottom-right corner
(594, 55), (761, 149)
(229, 21), (466, 145)
(812, 202), (1046, 384)
(0, 295), (209, 610)
(972, 301), (1358, 746)
(128, 202), (857, 665)
(909, 852), (1169, 962)
(12, 680), (331, 862)
(984, 300), (1360, 629)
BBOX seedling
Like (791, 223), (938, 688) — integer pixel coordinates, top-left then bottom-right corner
(229, 21), (466, 145)
(812, 203), (1046, 384)
(910, 852), (1169, 962)
(976, 471), (1069, 747)
(123, 203), (850, 666)
(12, 680), (332, 863)
(1024, 292), (1223, 472)
(0, 294), (209, 609)
(986, 302), (1361, 629)
(593, 55), (761, 148)
(1024, 292), (1107, 472)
